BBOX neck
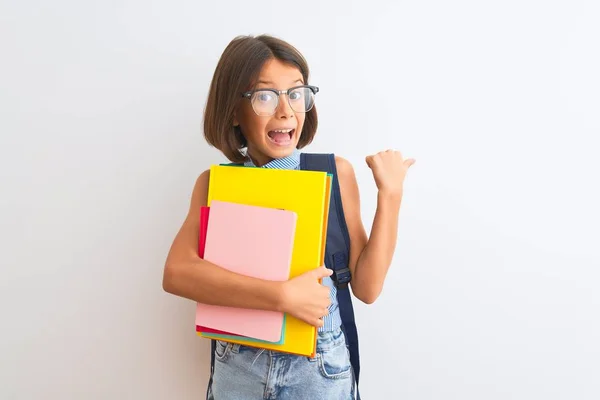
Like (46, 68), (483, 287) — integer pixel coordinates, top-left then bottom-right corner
(246, 151), (273, 167)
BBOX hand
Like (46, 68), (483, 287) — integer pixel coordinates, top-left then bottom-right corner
(279, 267), (333, 328)
(366, 150), (415, 197)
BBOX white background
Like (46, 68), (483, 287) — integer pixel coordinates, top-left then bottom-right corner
(1, 0), (599, 399)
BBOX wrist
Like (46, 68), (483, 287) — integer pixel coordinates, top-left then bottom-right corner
(377, 188), (403, 205)
(271, 281), (288, 313)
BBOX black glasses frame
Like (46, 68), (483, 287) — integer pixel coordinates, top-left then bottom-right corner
(241, 85), (319, 116)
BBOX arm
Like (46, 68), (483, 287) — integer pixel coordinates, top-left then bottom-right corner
(162, 170), (283, 311)
(336, 151), (415, 304)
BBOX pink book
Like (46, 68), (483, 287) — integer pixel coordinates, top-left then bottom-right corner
(195, 200), (297, 342)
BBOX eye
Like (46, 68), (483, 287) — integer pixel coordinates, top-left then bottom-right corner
(289, 90), (304, 101)
(255, 91), (274, 103)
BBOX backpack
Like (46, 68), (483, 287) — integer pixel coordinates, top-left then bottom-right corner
(207, 153), (361, 399)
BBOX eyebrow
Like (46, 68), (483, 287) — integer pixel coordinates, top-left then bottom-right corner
(256, 79), (304, 86)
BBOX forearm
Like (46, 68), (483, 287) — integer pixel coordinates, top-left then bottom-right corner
(163, 259), (283, 312)
(353, 191), (402, 302)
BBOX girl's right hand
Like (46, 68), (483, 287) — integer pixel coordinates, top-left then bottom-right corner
(279, 267), (333, 328)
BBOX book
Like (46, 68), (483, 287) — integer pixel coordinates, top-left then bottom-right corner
(196, 205), (286, 344)
(198, 165), (331, 357)
(195, 200), (296, 343)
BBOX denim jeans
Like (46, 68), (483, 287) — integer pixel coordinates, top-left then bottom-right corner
(207, 327), (355, 400)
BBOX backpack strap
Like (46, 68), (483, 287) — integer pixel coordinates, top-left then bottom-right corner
(300, 152), (361, 399)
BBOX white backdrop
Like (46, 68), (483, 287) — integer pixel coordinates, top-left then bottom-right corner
(1, 0), (599, 399)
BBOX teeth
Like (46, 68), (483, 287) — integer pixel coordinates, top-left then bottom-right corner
(272, 129), (293, 133)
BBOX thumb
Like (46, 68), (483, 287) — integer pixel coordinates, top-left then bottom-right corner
(405, 158), (416, 168)
(365, 155), (374, 169)
(313, 266), (333, 279)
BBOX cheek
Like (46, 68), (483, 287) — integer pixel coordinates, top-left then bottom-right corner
(249, 118), (268, 137)
(297, 114), (306, 133)
(239, 108), (268, 138)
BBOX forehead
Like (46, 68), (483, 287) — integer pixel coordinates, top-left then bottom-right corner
(256, 58), (304, 87)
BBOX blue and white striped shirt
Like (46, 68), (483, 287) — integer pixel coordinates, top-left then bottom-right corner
(243, 149), (342, 332)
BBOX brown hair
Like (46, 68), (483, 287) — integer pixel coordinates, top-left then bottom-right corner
(203, 34), (318, 163)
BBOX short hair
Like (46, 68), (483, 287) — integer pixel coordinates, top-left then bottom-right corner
(203, 35), (318, 163)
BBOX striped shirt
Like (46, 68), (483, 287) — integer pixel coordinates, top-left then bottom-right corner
(243, 149), (342, 332)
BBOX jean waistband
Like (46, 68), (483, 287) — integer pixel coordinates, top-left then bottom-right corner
(315, 326), (345, 353)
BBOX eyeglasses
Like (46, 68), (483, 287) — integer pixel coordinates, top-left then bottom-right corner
(241, 85), (319, 116)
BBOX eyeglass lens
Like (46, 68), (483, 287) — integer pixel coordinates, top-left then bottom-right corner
(250, 87), (315, 116)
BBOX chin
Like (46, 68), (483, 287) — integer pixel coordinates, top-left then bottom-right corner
(265, 144), (297, 159)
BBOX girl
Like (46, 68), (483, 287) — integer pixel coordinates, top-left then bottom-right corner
(163, 34), (415, 400)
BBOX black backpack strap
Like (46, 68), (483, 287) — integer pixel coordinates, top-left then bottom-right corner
(300, 152), (361, 399)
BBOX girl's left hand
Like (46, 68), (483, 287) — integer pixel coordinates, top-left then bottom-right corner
(366, 150), (415, 197)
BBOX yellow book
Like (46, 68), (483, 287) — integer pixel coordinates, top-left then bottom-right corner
(198, 165), (331, 357)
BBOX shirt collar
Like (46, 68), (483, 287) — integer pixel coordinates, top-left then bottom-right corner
(244, 149), (301, 170)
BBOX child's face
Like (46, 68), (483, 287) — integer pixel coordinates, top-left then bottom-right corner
(235, 58), (306, 166)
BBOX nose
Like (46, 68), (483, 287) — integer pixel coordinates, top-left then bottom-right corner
(275, 93), (294, 119)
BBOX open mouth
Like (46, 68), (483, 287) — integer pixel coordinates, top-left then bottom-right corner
(267, 128), (295, 146)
